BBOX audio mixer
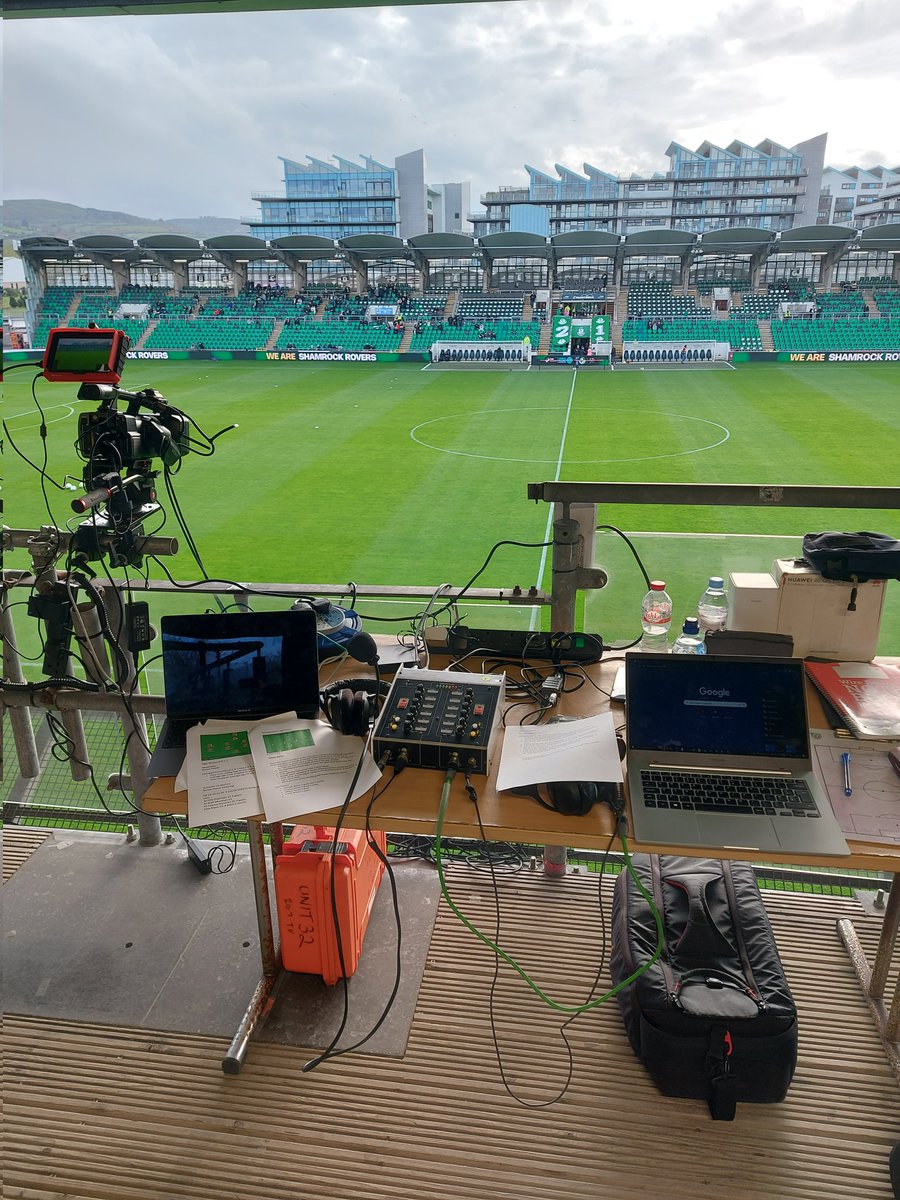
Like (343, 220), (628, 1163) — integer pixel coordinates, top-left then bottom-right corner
(373, 665), (505, 773)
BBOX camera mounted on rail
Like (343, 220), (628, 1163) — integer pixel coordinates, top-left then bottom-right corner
(41, 327), (192, 568)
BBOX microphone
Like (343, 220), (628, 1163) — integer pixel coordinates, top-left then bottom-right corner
(71, 483), (114, 514)
(346, 631), (379, 666)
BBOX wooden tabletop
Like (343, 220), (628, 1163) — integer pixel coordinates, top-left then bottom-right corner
(141, 652), (900, 873)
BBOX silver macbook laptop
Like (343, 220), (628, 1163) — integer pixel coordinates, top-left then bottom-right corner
(625, 653), (850, 856)
(147, 608), (320, 778)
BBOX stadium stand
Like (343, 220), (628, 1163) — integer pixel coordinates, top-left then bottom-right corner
(455, 294), (527, 321)
(400, 291), (450, 321)
(737, 292), (781, 319)
(273, 319), (401, 352)
(409, 319), (539, 352)
(815, 292), (868, 317)
(626, 283), (708, 319)
(623, 317), (761, 350)
(770, 318), (900, 351)
(144, 317), (275, 351)
(695, 278), (751, 295)
(874, 289), (900, 316)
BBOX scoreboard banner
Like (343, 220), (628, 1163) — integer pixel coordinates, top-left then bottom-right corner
(551, 314), (610, 350)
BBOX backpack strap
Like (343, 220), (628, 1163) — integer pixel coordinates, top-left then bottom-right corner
(706, 1027), (737, 1121)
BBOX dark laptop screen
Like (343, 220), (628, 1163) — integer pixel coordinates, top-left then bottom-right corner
(160, 610), (319, 721)
(626, 654), (809, 759)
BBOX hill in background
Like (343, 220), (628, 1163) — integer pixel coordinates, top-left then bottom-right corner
(4, 199), (246, 250)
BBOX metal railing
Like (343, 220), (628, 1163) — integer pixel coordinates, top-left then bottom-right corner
(4, 481), (899, 843)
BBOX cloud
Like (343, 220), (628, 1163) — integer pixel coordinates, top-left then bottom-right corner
(4, 0), (897, 223)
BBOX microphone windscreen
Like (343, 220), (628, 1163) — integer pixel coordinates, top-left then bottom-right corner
(346, 631), (379, 665)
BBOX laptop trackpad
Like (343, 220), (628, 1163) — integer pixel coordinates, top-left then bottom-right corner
(695, 814), (777, 853)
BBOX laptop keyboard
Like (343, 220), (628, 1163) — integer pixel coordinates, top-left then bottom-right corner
(640, 771), (820, 818)
(160, 720), (191, 750)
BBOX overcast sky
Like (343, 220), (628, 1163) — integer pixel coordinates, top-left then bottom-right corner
(4, 0), (899, 223)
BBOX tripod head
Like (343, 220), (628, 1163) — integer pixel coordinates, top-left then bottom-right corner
(70, 381), (191, 568)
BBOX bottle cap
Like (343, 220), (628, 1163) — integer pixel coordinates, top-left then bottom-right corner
(650, 580), (666, 590)
(682, 617), (700, 634)
(708, 576), (724, 588)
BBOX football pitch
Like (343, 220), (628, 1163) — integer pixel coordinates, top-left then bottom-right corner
(5, 359), (900, 658)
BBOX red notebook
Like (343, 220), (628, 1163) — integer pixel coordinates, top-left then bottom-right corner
(805, 660), (900, 740)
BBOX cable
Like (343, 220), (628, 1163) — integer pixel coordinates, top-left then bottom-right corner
(302, 700), (385, 1073)
(433, 765), (664, 1015)
(169, 812), (238, 874)
(301, 768), (403, 1064)
(42, 710), (142, 818)
(469, 770), (621, 1108)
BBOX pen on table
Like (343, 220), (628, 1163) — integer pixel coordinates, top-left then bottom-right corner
(841, 751), (852, 797)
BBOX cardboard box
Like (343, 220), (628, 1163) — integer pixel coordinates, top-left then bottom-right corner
(729, 572), (780, 632)
(772, 558), (885, 660)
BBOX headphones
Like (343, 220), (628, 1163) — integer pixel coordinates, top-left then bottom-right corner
(320, 678), (390, 736)
(515, 780), (620, 817)
(512, 736), (627, 819)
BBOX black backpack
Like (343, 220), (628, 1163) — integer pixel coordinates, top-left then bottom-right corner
(802, 531), (900, 583)
(610, 855), (798, 1120)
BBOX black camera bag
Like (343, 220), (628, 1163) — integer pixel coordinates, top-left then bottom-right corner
(802, 530), (900, 583)
(610, 855), (797, 1120)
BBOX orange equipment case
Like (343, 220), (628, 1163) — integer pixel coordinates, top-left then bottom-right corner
(274, 824), (387, 985)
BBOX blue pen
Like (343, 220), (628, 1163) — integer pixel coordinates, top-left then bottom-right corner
(841, 751), (852, 797)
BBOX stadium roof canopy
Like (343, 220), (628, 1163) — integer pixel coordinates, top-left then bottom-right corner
(18, 222), (900, 283)
(407, 233), (478, 259)
(204, 234), (272, 260)
(338, 234), (408, 260)
(17, 235), (130, 266)
(695, 227), (776, 257)
(622, 229), (697, 256)
(777, 224), (857, 253)
(138, 235), (205, 253)
(550, 231), (620, 257)
(270, 235), (339, 261)
(858, 221), (900, 252)
(5, 0), (505, 15)
(479, 233), (551, 260)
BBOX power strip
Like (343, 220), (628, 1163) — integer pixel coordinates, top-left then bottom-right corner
(445, 625), (603, 662)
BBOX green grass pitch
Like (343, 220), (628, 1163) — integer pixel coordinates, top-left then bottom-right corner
(4, 360), (899, 665)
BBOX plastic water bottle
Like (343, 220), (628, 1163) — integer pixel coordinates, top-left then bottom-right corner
(639, 580), (672, 651)
(697, 576), (729, 634)
(671, 616), (707, 654)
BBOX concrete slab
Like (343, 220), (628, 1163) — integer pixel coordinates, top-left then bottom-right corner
(4, 831), (440, 1057)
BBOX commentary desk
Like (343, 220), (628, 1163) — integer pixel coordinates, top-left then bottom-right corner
(141, 654), (900, 1077)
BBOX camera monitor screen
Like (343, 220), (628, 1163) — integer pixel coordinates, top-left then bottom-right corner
(42, 327), (130, 384)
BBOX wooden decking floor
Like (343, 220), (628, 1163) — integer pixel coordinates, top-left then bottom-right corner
(3, 826), (899, 1200)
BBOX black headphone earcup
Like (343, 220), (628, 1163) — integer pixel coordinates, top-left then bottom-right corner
(332, 688), (370, 736)
(348, 690), (370, 737)
(578, 781), (598, 810)
(327, 687), (352, 734)
(545, 781), (598, 816)
(320, 678), (385, 735)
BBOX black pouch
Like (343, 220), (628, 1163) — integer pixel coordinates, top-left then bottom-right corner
(610, 855), (798, 1120)
(802, 530), (900, 583)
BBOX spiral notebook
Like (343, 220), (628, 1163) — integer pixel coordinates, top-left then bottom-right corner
(805, 661), (900, 741)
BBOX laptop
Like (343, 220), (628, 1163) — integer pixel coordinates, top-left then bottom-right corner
(625, 653), (850, 856)
(147, 608), (321, 778)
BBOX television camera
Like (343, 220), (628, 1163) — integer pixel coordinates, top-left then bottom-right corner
(42, 327), (192, 569)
